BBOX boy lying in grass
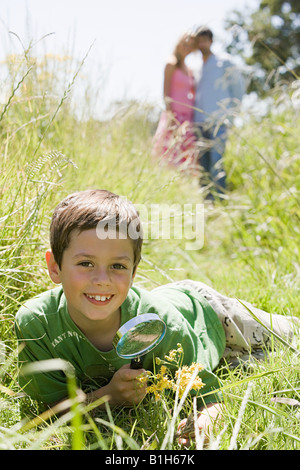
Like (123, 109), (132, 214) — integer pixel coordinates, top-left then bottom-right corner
(15, 189), (299, 445)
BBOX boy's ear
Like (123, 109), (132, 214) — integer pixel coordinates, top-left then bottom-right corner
(45, 249), (61, 284)
(130, 267), (137, 287)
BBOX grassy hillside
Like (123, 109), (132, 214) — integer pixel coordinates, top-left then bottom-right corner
(0, 45), (299, 450)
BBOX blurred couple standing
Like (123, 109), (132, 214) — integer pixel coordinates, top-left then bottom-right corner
(153, 26), (245, 199)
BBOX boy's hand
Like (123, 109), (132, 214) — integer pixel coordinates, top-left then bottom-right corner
(176, 402), (224, 447)
(105, 364), (147, 406)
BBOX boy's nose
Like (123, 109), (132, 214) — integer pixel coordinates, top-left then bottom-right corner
(92, 267), (111, 285)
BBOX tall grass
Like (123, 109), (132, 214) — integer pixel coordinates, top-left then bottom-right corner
(0, 33), (299, 450)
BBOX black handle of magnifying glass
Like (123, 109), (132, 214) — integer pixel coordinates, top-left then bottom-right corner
(130, 356), (144, 369)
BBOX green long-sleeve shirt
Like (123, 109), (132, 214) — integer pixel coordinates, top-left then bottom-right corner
(15, 284), (225, 405)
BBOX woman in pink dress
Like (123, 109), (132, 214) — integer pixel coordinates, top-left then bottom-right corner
(153, 33), (198, 169)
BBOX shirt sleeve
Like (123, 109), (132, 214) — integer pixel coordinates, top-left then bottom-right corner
(227, 62), (245, 102)
(15, 315), (70, 405)
(150, 325), (223, 406)
(141, 287), (225, 405)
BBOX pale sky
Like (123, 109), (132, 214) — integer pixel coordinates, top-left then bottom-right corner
(0, 0), (259, 118)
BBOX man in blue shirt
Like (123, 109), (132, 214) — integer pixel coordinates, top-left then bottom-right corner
(193, 27), (245, 198)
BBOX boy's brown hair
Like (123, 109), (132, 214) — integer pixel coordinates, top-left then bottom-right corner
(49, 189), (143, 272)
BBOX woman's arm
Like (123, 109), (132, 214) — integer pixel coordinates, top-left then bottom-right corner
(163, 62), (175, 112)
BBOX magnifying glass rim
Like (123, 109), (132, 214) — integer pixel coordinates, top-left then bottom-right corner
(117, 313), (162, 335)
(114, 313), (166, 359)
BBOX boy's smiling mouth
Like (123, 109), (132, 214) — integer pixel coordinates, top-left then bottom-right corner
(85, 293), (113, 303)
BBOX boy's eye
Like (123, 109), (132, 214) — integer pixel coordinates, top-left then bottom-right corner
(112, 263), (126, 270)
(76, 261), (128, 270)
(78, 261), (93, 267)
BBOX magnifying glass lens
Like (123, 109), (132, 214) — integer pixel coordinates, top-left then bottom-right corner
(117, 319), (165, 358)
(113, 314), (166, 365)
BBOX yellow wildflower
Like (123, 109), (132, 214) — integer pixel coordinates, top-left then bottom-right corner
(145, 345), (205, 401)
(174, 362), (204, 398)
(164, 348), (178, 362)
(164, 344), (184, 363)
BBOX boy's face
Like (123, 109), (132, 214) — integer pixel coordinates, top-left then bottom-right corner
(46, 228), (136, 331)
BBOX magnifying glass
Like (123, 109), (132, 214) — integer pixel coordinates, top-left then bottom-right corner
(113, 313), (166, 369)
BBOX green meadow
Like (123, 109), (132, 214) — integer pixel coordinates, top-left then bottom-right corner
(0, 39), (299, 450)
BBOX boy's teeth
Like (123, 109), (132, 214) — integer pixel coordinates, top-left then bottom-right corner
(87, 294), (111, 301)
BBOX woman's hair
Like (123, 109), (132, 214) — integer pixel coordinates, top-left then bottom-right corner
(173, 32), (195, 67)
(49, 189), (143, 272)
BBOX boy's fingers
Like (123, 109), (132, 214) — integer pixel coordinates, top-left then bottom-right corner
(119, 365), (147, 381)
